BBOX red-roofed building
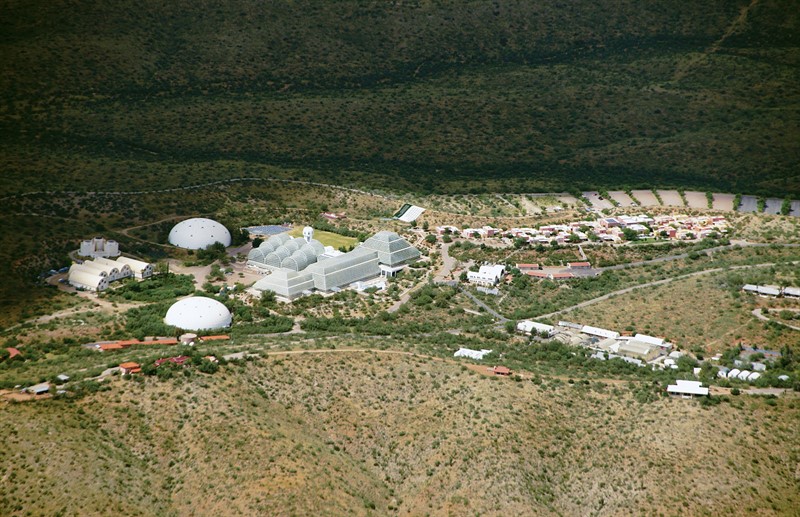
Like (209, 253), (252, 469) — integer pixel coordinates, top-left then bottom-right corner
(491, 366), (512, 376)
(119, 362), (141, 375)
(99, 344), (125, 351)
(6, 347), (21, 359)
(149, 338), (178, 345)
(550, 272), (575, 279)
(525, 270), (550, 278)
(517, 263), (540, 271)
(199, 335), (230, 342)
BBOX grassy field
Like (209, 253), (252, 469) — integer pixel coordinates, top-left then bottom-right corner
(287, 226), (358, 250)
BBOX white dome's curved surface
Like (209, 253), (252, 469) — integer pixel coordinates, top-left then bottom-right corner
(247, 247), (267, 262)
(266, 233), (290, 247)
(258, 241), (277, 253)
(164, 297), (232, 331)
(169, 218), (232, 250)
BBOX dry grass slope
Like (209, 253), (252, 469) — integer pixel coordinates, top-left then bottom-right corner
(1, 352), (797, 516)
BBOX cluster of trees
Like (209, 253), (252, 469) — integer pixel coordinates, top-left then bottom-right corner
(138, 352), (221, 379)
(105, 274), (195, 302)
(301, 313), (436, 335)
(124, 303), (178, 340)
(410, 284), (457, 309)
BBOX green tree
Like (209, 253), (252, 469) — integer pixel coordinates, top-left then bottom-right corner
(621, 228), (639, 241)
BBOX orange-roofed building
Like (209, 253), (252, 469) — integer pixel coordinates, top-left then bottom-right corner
(525, 270), (550, 278)
(151, 338), (178, 345)
(100, 344), (125, 351)
(550, 272), (575, 279)
(119, 362), (141, 375)
(6, 347), (21, 359)
(491, 366), (512, 376)
(199, 335), (230, 341)
(115, 339), (141, 347)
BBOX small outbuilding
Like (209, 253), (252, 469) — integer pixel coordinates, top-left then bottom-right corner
(490, 366), (512, 376)
(27, 382), (51, 395)
(119, 362), (141, 375)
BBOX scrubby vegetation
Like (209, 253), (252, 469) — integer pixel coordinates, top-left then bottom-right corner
(1, 352), (797, 516)
(103, 274), (195, 303)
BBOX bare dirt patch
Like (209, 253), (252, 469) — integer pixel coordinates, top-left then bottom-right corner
(608, 191), (638, 207)
(583, 191), (614, 210)
(712, 193), (735, 211)
(658, 190), (684, 207)
(684, 191), (709, 209)
(630, 190), (661, 207)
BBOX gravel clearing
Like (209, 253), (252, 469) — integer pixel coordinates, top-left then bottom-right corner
(712, 193), (735, 211)
(658, 190), (684, 207)
(738, 195), (759, 213)
(684, 191), (709, 209)
(630, 190), (661, 207)
(583, 191), (614, 210)
(764, 198), (783, 215)
(608, 191), (638, 207)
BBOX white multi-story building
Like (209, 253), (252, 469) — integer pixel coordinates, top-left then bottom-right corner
(79, 237), (120, 258)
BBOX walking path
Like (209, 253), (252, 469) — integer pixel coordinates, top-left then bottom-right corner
(751, 308), (800, 331)
(535, 260), (799, 320)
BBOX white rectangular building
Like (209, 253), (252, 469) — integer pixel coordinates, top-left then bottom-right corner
(517, 320), (555, 337)
(467, 264), (506, 286)
(667, 380), (709, 398)
(581, 325), (620, 339)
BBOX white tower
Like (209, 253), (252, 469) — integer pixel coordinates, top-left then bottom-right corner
(303, 226), (314, 243)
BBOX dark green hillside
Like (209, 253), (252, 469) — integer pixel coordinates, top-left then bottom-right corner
(1, 0), (798, 195)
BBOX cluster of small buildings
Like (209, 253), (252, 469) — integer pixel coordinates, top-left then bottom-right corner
(716, 367), (763, 383)
(452, 349), (513, 376)
(529, 321), (678, 367)
(742, 284), (800, 298)
(68, 254), (153, 292)
(90, 334), (230, 352)
(437, 214), (729, 245)
(120, 354), (218, 376)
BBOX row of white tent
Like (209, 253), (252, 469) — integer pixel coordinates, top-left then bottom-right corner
(718, 368), (761, 382)
(68, 256), (153, 291)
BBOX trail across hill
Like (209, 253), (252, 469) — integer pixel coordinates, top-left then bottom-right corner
(535, 260), (800, 321)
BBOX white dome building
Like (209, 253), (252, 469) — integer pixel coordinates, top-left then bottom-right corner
(164, 297), (232, 331)
(168, 218), (232, 250)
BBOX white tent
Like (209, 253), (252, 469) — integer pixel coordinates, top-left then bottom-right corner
(453, 348), (493, 360)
